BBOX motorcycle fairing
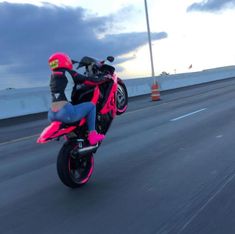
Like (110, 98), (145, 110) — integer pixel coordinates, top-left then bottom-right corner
(100, 74), (118, 117)
(37, 121), (76, 143)
(90, 86), (100, 105)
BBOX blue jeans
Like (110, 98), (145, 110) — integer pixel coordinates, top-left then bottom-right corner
(48, 102), (96, 131)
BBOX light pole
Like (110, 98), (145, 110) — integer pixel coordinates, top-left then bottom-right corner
(144, 0), (155, 84)
(144, 0), (160, 101)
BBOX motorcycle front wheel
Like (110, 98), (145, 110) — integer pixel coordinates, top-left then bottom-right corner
(116, 82), (128, 115)
(57, 142), (94, 188)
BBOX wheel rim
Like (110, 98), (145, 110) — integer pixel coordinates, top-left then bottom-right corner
(68, 154), (94, 184)
(116, 84), (127, 110)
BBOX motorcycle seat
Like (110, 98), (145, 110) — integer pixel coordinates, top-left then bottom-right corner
(61, 121), (80, 127)
(61, 118), (86, 127)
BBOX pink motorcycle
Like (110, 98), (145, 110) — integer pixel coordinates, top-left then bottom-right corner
(37, 56), (128, 188)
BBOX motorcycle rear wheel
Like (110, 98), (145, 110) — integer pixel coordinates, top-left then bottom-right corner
(57, 142), (94, 188)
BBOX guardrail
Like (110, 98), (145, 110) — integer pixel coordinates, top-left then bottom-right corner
(1, 66), (235, 120)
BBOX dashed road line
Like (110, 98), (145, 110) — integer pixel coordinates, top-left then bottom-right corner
(0, 134), (39, 146)
(170, 108), (207, 122)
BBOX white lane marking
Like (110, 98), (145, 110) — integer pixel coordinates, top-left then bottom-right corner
(216, 135), (223, 138)
(0, 134), (39, 146)
(125, 105), (159, 115)
(170, 108), (207, 122)
(178, 172), (235, 233)
(0, 107), (206, 145)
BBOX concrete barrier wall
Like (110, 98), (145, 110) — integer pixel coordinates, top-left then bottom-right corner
(158, 67), (235, 91)
(0, 87), (51, 119)
(1, 66), (235, 119)
(125, 66), (235, 97)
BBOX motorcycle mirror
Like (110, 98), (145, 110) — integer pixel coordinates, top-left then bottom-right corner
(77, 63), (83, 69)
(107, 56), (114, 63)
(72, 59), (79, 65)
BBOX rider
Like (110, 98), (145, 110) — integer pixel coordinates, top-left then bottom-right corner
(48, 52), (108, 145)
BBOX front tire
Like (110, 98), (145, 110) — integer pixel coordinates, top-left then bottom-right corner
(116, 82), (128, 115)
(57, 142), (94, 188)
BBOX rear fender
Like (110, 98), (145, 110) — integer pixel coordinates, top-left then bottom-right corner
(37, 121), (76, 144)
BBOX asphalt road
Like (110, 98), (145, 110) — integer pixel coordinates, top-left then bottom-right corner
(0, 78), (235, 234)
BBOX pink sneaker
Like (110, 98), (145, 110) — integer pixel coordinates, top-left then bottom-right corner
(88, 131), (105, 145)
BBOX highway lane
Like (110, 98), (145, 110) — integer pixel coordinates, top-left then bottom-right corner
(0, 78), (235, 234)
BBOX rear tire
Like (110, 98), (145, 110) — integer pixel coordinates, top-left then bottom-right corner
(57, 142), (94, 188)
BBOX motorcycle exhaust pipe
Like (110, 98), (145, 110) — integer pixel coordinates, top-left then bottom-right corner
(77, 144), (99, 156)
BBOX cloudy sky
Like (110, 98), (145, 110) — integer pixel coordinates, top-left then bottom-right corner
(0, 0), (235, 89)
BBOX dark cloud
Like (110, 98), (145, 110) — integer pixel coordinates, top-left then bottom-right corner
(187, 0), (235, 12)
(0, 2), (167, 89)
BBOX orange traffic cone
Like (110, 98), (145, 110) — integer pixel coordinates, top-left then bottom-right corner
(151, 83), (160, 101)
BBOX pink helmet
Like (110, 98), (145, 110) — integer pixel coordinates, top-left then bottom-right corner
(48, 52), (73, 71)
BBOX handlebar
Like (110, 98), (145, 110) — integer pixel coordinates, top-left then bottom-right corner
(71, 56), (115, 75)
